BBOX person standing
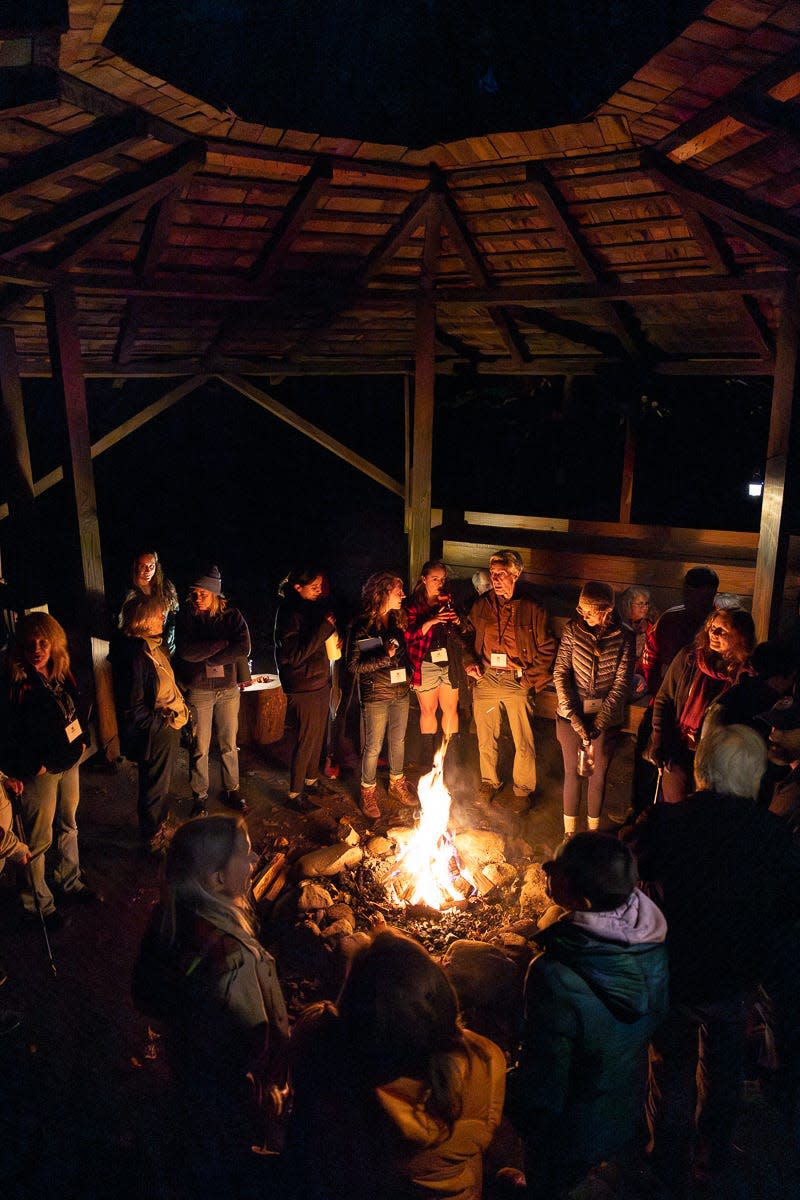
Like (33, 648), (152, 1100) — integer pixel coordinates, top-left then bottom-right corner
(175, 565), (250, 814)
(112, 595), (189, 842)
(348, 572), (417, 820)
(274, 568), (338, 811)
(465, 550), (555, 804)
(116, 549), (180, 654)
(1, 613), (93, 922)
(554, 582), (634, 839)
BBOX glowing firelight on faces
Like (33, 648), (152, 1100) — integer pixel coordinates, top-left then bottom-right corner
(387, 742), (462, 909)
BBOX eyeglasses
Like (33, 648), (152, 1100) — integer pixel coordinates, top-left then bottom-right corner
(709, 626), (731, 638)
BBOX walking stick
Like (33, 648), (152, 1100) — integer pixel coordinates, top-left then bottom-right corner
(9, 793), (57, 978)
(652, 766), (663, 807)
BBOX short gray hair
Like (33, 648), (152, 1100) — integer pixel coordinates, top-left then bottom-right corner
(489, 549), (523, 577)
(693, 723), (767, 801)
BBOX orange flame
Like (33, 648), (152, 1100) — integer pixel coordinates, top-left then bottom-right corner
(388, 741), (462, 909)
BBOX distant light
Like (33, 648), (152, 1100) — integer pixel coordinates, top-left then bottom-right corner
(748, 472), (763, 498)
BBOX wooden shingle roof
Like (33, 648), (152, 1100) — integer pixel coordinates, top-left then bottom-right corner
(3, 0), (800, 378)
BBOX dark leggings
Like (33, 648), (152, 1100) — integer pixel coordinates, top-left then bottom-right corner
(556, 718), (619, 819)
(287, 687), (330, 794)
(138, 723), (180, 838)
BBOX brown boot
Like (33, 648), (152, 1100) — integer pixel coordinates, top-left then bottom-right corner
(360, 783), (380, 820)
(388, 775), (418, 808)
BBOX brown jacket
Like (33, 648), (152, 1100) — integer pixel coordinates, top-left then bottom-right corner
(466, 591), (556, 693)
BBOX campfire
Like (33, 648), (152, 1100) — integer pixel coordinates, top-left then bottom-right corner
(383, 742), (466, 909)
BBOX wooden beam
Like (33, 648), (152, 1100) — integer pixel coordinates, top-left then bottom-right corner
(619, 416), (635, 524)
(525, 164), (599, 284)
(438, 189), (490, 288)
(44, 285), (118, 758)
(487, 306), (530, 367)
(0, 325), (42, 603)
(511, 306), (622, 356)
(251, 159), (333, 286)
(0, 112), (146, 195)
(741, 294), (776, 361)
(0, 140), (204, 258)
(408, 199), (440, 582)
(752, 288), (799, 641)
(60, 267), (790, 306)
(216, 373), (404, 497)
(0, 374), (207, 520)
(403, 374), (411, 534)
(679, 210), (731, 275)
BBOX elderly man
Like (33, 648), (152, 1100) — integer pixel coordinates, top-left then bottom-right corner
(465, 550), (555, 803)
(628, 723), (800, 1193)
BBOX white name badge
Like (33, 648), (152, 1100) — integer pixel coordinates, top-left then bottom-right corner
(65, 719), (82, 743)
(390, 668), (407, 685)
(490, 652), (508, 669)
(205, 663), (225, 679)
(583, 698), (603, 714)
(430, 648), (448, 664)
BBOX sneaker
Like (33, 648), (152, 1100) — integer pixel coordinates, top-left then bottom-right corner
(304, 778), (337, 798)
(388, 775), (418, 808)
(287, 792), (315, 813)
(360, 784), (381, 820)
(221, 789), (247, 813)
(190, 793), (208, 817)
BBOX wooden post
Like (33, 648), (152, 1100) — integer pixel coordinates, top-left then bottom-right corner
(0, 325), (43, 606)
(403, 374), (411, 534)
(408, 199), (440, 583)
(751, 286), (799, 642)
(619, 415), (635, 525)
(44, 286), (119, 760)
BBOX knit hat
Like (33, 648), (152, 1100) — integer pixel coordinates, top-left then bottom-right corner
(191, 565), (222, 595)
(579, 580), (615, 610)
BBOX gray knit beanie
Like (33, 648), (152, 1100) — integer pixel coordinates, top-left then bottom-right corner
(192, 565), (222, 595)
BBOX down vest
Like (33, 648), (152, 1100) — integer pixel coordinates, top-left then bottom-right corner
(554, 613), (634, 735)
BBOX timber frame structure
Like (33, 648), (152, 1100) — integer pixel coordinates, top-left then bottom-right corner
(3, 1), (800, 751)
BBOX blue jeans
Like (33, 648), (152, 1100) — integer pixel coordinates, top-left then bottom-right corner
(360, 695), (409, 786)
(189, 686), (241, 796)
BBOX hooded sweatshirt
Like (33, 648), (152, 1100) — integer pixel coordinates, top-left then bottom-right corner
(509, 888), (669, 1176)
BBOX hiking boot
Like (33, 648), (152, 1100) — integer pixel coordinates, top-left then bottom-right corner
(190, 793), (208, 817)
(477, 779), (499, 801)
(360, 784), (381, 820)
(388, 775), (418, 808)
(221, 789), (247, 813)
(55, 875), (100, 904)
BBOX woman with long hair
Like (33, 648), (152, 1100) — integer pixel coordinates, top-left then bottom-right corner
(287, 927), (505, 1200)
(111, 594), (189, 843)
(1, 612), (92, 922)
(347, 572), (416, 819)
(274, 567), (338, 811)
(117, 549), (179, 654)
(554, 581), (634, 838)
(647, 606), (756, 802)
(404, 560), (470, 768)
(175, 565), (251, 814)
(133, 814), (289, 1192)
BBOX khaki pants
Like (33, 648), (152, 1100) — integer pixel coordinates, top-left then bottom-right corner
(473, 671), (536, 793)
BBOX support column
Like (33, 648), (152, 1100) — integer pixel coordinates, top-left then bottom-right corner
(0, 326), (42, 607)
(618, 415), (635, 525)
(45, 286), (119, 759)
(752, 286), (799, 642)
(408, 199), (440, 583)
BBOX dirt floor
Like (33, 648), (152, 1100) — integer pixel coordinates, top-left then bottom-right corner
(1, 702), (797, 1200)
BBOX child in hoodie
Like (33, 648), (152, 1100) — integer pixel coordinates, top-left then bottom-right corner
(507, 833), (668, 1199)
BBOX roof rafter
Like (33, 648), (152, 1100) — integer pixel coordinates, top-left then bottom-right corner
(524, 164), (600, 283)
(487, 306), (530, 367)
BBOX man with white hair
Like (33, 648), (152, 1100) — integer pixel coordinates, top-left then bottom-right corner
(628, 723), (800, 1192)
(464, 550), (555, 805)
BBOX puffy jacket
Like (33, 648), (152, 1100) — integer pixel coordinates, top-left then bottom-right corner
(174, 605), (250, 693)
(554, 613), (634, 735)
(347, 614), (411, 704)
(508, 896), (669, 1182)
(465, 592), (555, 693)
(274, 594), (335, 694)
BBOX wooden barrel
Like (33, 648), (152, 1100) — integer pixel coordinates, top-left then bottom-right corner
(238, 675), (286, 745)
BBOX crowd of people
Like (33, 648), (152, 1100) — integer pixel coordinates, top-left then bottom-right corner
(2, 546), (800, 1197)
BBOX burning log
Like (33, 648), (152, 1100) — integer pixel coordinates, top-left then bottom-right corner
(252, 851), (287, 903)
(297, 842), (364, 878)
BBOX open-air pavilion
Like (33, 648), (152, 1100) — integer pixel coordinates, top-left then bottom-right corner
(4, 3), (800, 758)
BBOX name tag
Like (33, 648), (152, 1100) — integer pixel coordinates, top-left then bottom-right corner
(65, 719), (82, 743)
(205, 663), (225, 679)
(490, 652), (508, 669)
(583, 698), (603, 714)
(430, 648), (448, 664)
(390, 668), (407, 685)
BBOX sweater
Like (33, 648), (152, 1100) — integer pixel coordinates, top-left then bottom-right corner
(174, 605), (250, 693)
